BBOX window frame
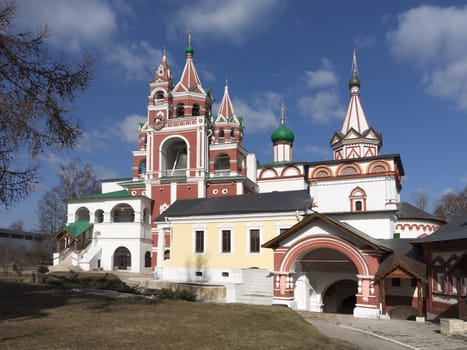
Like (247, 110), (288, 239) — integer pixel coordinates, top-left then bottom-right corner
(193, 229), (206, 254)
(248, 228), (261, 254)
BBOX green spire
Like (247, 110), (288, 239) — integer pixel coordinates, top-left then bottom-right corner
(348, 49), (361, 89)
(185, 31), (194, 56)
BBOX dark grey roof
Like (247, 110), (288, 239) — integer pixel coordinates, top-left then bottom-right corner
(416, 210), (467, 244)
(155, 190), (312, 222)
(376, 239), (426, 280)
(396, 202), (444, 222)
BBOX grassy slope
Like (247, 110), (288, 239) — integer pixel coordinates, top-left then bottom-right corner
(0, 283), (357, 350)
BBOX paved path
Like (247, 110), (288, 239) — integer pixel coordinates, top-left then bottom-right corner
(298, 311), (467, 350)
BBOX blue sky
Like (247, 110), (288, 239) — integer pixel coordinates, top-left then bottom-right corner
(3, 0), (467, 230)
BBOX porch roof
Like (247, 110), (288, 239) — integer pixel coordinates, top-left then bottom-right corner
(53, 221), (92, 240)
(376, 239), (427, 282)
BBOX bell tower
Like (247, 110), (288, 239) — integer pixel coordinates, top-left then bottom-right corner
(143, 34), (214, 219)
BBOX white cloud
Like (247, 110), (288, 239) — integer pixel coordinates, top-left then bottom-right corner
(298, 91), (345, 124)
(75, 114), (145, 153)
(105, 42), (163, 81)
(169, 0), (283, 43)
(232, 92), (281, 133)
(298, 58), (345, 124)
(92, 163), (119, 180)
(304, 59), (337, 89)
(15, 0), (118, 52)
(118, 114), (145, 144)
(387, 5), (467, 112)
(353, 33), (376, 48)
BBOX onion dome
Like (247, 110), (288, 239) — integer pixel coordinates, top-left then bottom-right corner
(271, 103), (295, 143)
(348, 49), (361, 89)
(186, 32), (194, 56)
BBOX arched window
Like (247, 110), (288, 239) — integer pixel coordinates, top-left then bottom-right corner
(143, 208), (149, 224)
(339, 164), (360, 176)
(155, 91), (164, 100)
(176, 103), (185, 117)
(192, 104), (200, 116)
(76, 207), (90, 222)
(95, 209), (104, 223)
(219, 128), (225, 143)
(161, 138), (188, 177)
(144, 251), (151, 268)
(230, 128), (235, 140)
(214, 153), (230, 176)
(349, 187), (367, 212)
(138, 159), (146, 178)
(111, 204), (135, 223)
(369, 162), (388, 174)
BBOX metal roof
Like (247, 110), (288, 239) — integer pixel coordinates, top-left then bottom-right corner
(155, 190), (312, 222)
(416, 210), (467, 244)
(396, 202), (444, 222)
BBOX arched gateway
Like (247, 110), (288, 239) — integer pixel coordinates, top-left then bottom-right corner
(263, 212), (390, 319)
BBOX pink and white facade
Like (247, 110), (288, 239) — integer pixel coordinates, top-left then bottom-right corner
(55, 39), (447, 319)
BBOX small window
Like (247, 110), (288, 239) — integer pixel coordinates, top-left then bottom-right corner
(192, 104), (200, 116)
(195, 230), (204, 253)
(144, 251), (151, 268)
(176, 103), (185, 117)
(411, 278), (417, 288)
(222, 272), (229, 277)
(372, 165), (386, 173)
(156, 91), (164, 100)
(219, 128), (225, 142)
(436, 273), (444, 292)
(317, 170), (329, 178)
(392, 278), (401, 287)
(355, 201), (362, 211)
(95, 209), (104, 223)
(222, 230), (231, 253)
(342, 167), (357, 176)
(249, 229), (260, 253)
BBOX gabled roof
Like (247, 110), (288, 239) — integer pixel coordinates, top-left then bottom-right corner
(416, 210), (467, 244)
(262, 211), (392, 252)
(376, 239), (426, 281)
(396, 202), (445, 223)
(155, 190), (312, 222)
(54, 220), (92, 240)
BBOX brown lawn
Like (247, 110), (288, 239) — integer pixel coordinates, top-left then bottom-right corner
(0, 282), (357, 350)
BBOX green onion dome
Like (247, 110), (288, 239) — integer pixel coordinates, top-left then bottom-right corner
(186, 44), (194, 56)
(271, 124), (295, 144)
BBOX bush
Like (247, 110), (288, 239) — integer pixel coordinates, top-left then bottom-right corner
(158, 288), (196, 301)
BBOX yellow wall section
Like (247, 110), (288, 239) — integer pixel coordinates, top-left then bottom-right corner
(163, 219), (297, 271)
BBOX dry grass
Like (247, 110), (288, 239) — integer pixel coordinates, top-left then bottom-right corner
(0, 282), (357, 350)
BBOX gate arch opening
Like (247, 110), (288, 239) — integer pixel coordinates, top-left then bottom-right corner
(323, 279), (357, 314)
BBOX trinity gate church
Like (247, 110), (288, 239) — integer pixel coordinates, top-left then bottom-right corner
(53, 37), (466, 321)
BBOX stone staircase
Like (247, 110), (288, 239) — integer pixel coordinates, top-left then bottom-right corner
(236, 268), (273, 305)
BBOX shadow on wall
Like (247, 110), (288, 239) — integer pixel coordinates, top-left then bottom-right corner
(184, 254), (209, 283)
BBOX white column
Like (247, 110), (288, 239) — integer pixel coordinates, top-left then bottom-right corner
(155, 226), (165, 280)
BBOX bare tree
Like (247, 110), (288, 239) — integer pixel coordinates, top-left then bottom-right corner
(433, 186), (467, 220)
(36, 159), (100, 237)
(0, 1), (93, 207)
(411, 190), (430, 210)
